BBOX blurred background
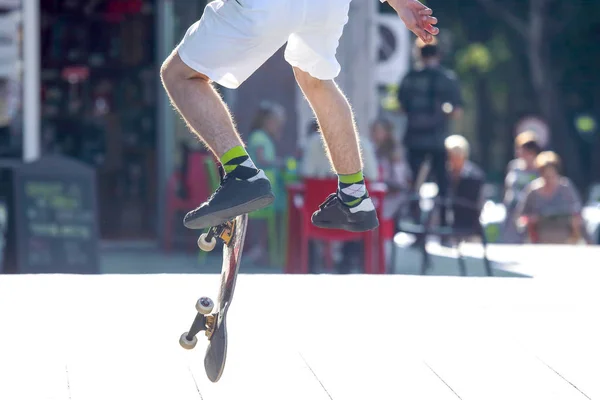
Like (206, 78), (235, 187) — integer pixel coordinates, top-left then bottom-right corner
(0, 0), (598, 275)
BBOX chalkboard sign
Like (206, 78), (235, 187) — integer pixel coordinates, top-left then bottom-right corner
(11, 155), (99, 273)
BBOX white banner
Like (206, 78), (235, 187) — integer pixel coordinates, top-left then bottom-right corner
(375, 14), (411, 86)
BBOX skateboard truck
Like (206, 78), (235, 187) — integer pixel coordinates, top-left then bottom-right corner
(179, 297), (217, 349)
(197, 220), (236, 252)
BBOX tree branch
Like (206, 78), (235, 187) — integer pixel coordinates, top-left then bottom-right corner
(475, 0), (528, 38)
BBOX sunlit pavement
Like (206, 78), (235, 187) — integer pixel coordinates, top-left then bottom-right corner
(0, 271), (598, 399)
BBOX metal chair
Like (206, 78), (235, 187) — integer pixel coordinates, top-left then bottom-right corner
(397, 177), (493, 276)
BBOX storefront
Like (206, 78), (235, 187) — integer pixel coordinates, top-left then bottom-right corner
(3, 0), (212, 244)
(0, 0), (22, 157)
(37, 1), (159, 239)
(0, 0), (22, 269)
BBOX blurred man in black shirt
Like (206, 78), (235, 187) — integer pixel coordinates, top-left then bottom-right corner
(398, 36), (463, 225)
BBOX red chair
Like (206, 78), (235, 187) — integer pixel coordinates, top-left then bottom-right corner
(297, 178), (386, 274)
(164, 152), (211, 250)
(367, 183), (388, 274)
(378, 215), (396, 272)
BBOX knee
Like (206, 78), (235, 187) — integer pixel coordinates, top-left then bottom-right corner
(160, 51), (208, 87)
(160, 53), (181, 89)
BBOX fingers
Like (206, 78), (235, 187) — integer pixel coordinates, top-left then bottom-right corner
(424, 23), (440, 35)
(418, 9), (439, 37)
(412, 26), (433, 43)
(422, 15), (437, 26)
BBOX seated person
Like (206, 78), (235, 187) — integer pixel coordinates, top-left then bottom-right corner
(517, 151), (584, 244)
(502, 131), (541, 243)
(444, 135), (485, 231)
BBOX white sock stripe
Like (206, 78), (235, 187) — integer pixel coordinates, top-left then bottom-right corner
(341, 184), (366, 198)
(240, 159), (257, 169)
(349, 197), (375, 213)
(247, 169), (268, 182)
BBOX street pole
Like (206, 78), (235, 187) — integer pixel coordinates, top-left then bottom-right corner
(22, 0), (40, 162)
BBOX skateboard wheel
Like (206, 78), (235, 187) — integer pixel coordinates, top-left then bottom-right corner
(179, 332), (198, 350)
(195, 297), (214, 315)
(198, 233), (216, 252)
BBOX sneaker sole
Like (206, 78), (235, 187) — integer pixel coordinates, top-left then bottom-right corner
(183, 194), (275, 230)
(312, 218), (380, 233)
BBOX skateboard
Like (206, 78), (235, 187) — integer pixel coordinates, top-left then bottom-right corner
(179, 213), (248, 382)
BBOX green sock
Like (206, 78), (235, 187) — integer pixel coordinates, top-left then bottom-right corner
(337, 171), (368, 207)
(219, 146), (258, 179)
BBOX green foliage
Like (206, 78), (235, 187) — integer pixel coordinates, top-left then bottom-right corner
(382, 84), (400, 111)
(455, 34), (512, 76)
(456, 43), (492, 74)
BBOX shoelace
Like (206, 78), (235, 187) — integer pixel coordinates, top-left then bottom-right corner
(207, 174), (232, 202)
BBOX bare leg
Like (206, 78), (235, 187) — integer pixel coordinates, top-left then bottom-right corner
(160, 50), (273, 230)
(295, 66), (378, 232)
(293, 67), (362, 175)
(160, 50), (243, 158)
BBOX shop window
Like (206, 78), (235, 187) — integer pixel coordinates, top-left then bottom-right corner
(0, 3), (22, 158)
(40, 0), (158, 239)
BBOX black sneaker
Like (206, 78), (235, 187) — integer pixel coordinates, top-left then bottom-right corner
(183, 170), (274, 229)
(311, 193), (379, 232)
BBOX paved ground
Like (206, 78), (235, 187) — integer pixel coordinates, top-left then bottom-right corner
(0, 272), (598, 399)
(99, 241), (281, 275)
(100, 240), (600, 279)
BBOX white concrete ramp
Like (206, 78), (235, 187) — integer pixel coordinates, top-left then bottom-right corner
(0, 273), (597, 399)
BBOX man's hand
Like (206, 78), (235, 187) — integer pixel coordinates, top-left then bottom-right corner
(388, 0), (439, 43)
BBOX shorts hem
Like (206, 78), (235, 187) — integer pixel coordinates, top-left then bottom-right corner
(177, 47), (242, 89)
(285, 58), (340, 81)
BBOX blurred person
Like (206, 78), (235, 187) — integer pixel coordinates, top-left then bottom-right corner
(160, 0), (439, 234)
(443, 135), (485, 245)
(245, 101), (286, 264)
(501, 131), (542, 243)
(302, 119), (378, 181)
(301, 120), (335, 178)
(398, 36), (463, 226)
(247, 101), (286, 170)
(370, 118), (412, 219)
(517, 151), (585, 244)
(0, 78), (19, 155)
(0, 79), (10, 151)
(445, 134), (484, 195)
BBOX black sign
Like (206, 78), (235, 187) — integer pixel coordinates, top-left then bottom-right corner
(11, 155), (99, 273)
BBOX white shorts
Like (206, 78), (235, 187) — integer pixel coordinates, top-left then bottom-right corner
(176, 0), (351, 89)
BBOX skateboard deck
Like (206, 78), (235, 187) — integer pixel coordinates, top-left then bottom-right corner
(179, 213), (248, 382)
